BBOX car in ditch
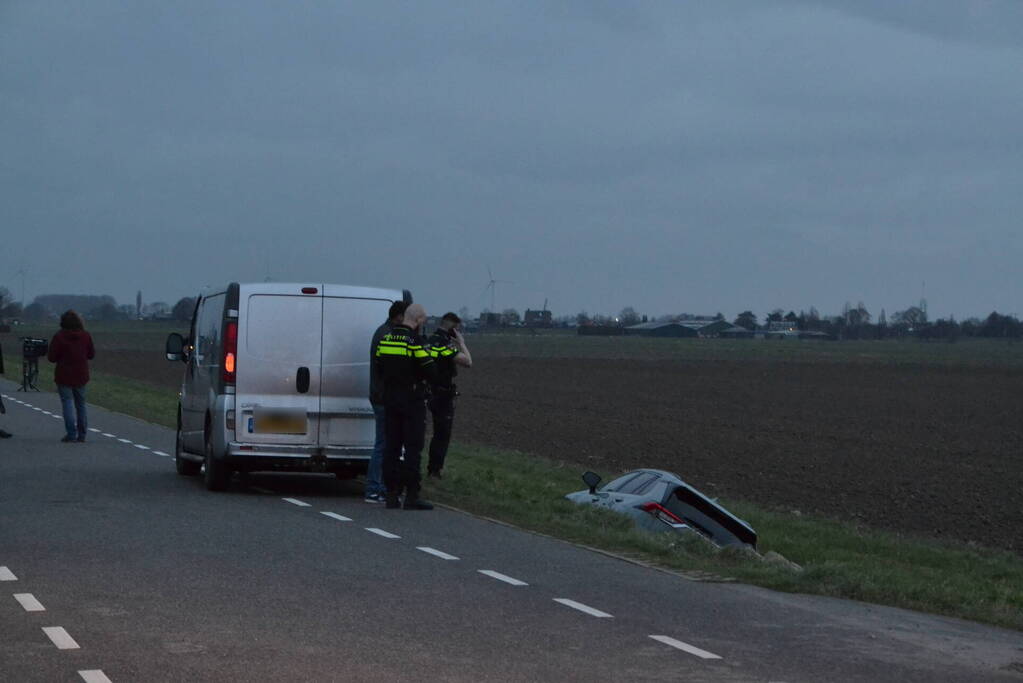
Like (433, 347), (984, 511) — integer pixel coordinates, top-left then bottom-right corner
(565, 469), (757, 549)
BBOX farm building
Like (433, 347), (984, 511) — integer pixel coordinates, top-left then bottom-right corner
(524, 309), (552, 327)
(719, 325), (755, 339)
(623, 322), (698, 338)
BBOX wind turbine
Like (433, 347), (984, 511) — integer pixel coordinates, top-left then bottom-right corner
(482, 266), (512, 312)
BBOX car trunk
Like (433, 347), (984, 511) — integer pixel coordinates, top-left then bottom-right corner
(235, 290), (323, 445)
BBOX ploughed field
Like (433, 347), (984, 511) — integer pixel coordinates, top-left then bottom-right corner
(5, 325), (1020, 554)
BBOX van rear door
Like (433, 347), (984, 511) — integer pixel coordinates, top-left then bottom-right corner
(318, 287), (391, 448)
(236, 287), (323, 445)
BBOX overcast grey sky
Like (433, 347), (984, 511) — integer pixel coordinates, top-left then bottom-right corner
(2, 1), (1020, 320)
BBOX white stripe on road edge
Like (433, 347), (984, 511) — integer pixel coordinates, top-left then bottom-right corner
(153, 451), (170, 457)
(553, 598), (613, 618)
(79, 670), (113, 683)
(89, 428), (101, 433)
(649, 635), (722, 660)
(42, 626), (80, 650)
(416, 547), (459, 560)
(0, 567), (17, 581)
(478, 570), (528, 586)
(102, 433), (115, 438)
(365, 528), (400, 539)
(134, 444), (150, 450)
(42, 410), (52, 415)
(282, 498), (311, 507)
(320, 512), (352, 522)
(117, 438), (132, 444)
(14, 593), (45, 612)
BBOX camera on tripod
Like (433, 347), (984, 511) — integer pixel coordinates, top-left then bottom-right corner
(18, 336), (48, 392)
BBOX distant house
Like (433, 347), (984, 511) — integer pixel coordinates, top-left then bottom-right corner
(623, 322), (698, 338)
(524, 309), (552, 328)
(718, 325), (755, 339)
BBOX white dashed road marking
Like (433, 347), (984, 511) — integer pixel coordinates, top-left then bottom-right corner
(14, 593), (45, 612)
(478, 570), (528, 586)
(282, 498), (311, 507)
(102, 433), (115, 438)
(0, 567), (17, 581)
(320, 512), (352, 522)
(416, 547), (459, 560)
(79, 670), (113, 683)
(42, 626), (80, 650)
(134, 444), (149, 450)
(553, 598), (613, 618)
(117, 438), (132, 444)
(153, 451), (169, 457)
(89, 428), (101, 433)
(365, 528), (400, 539)
(649, 635), (722, 660)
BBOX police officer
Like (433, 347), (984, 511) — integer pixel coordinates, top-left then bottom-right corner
(366, 300), (408, 503)
(374, 303), (438, 510)
(426, 312), (472, 478)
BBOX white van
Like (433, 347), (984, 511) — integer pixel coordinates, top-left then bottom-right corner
(165, 282), (410, 491)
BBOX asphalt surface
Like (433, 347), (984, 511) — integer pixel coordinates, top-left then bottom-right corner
(1, 380), (1022, 682)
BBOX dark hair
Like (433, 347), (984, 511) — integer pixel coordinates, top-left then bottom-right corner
(441, 312), (461, 325)
(388, 300), (408, 320)
(60, 310), (84, 331)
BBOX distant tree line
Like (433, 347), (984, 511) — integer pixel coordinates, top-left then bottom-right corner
(0, 291), (199, 323)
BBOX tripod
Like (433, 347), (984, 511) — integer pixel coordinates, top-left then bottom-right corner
(19, 356), (40, 392)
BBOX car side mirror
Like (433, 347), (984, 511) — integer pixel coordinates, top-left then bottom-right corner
(582, 471), (602, 494)
(166, 333), (186, 362)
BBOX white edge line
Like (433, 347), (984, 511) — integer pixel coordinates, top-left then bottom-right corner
(320, 511), (352, 522)
(416, 546), (459, 560)
(478, 570), (528, 586)
(14, 593), (45, 612)
(42, 626), (80, 649)
(553, 598), (613, 618)
(117, 438), (132, 444)
(153, 450), (170, 457)
(134, 444), (150, 450)
(282, 497), (311, 507)
(79, 670), (113, 683)
(649, 635), (722, 660)
(102, 433), (115, 438)
(0, 567), (17, 581)
(365, 527), (400, 539)
(88, 428), (101, 433)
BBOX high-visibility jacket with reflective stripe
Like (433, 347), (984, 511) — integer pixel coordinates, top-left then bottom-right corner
(427, 328), (460, 388)
(373, 325), (438, 405)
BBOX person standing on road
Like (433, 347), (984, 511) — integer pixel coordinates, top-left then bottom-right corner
(426, 312), (472, 479)
(47, 310), (95, 443)
(374, 303), (438, 510)
(366, 299), (408, 503)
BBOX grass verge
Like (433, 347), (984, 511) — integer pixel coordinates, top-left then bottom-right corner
(6, 358), (1019, 631)
(424, 442), (1023, 632)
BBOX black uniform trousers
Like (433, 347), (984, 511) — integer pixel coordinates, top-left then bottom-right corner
(427, 392), (455, 474)
(383, 398), (427, 499)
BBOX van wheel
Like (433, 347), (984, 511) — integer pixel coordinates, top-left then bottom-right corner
(203, 436), (231, 491)
(175, 429), (201, 476)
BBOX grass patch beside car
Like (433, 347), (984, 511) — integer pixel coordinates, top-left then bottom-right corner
(424, 442), (1023, 632)
(6, 356), (1020, 632)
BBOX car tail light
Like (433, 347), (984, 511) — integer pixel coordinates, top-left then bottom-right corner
(226, 409), (235, 430)
(222, 321), (238, 384)
(639, 501), (685, 526)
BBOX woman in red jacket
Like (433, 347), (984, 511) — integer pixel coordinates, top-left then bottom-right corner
(47, 310), (95, 442)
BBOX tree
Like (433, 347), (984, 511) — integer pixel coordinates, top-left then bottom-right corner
(766, 309), (784, 323)
(172, 297), (197, 321)
(734, 311), (757, 330)
(619, 306), (640, 326)
(22, 302), (50, 321)
(576, 311), (590, 325)
(893, 306), (927, 326)
(90, 302), (121, 321)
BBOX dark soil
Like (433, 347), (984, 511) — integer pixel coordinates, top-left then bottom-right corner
(454, 356), (1023, 555)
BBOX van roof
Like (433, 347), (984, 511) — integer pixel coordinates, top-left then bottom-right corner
(235, 282), (404, 301)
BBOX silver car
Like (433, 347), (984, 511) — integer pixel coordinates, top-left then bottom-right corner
(166, 282), (409, 491)
(566, 469), (757, 548)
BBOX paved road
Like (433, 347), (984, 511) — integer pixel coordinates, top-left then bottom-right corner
(1, 381), (1021, 682)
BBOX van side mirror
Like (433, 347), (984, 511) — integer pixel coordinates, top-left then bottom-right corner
(166, 333), (186, 362)
(582, 471), (602, 494)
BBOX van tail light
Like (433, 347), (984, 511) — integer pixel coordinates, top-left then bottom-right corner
(639, 502), (686, 526)
(223, 321), (238, 384)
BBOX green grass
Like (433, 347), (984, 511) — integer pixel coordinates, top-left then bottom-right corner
(424, 443), (1023, 631)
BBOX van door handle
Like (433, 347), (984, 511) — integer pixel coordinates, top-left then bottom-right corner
(296, 367), (310, 393)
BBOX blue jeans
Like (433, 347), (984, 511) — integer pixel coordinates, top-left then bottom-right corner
(366, 403), (387, 496)
(57, 385), (87, 440)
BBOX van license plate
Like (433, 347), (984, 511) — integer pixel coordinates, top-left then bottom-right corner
(253, 411), (307, 434)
